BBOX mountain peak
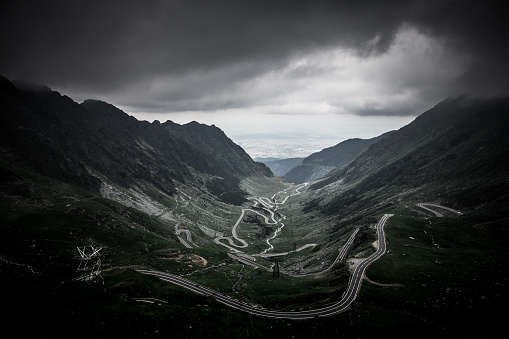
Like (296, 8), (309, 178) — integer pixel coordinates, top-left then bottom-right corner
(12, 79), (53, 94)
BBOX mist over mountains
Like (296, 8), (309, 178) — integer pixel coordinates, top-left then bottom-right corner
(306, 96), (509, 215)
(258, 95), (509, 216)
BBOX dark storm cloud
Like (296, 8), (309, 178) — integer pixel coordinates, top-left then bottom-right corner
(0, 1), (399, 86)
(0, 0), (506, 113)
(401, 0), (509, 97)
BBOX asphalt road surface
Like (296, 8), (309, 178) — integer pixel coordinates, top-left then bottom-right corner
(417, 203), (462, 217)
(176, 229), (194, 248)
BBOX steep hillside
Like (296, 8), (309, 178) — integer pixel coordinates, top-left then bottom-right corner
(256, 157), (304, 176)
(307, 96), (509, 215)
(285, 132), (392, 184)
(0, 76), (271, 205)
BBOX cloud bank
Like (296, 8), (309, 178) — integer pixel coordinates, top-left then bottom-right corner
(1, 0), (506, 118)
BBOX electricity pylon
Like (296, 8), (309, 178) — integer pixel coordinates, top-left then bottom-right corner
(75, 245), (104, 284)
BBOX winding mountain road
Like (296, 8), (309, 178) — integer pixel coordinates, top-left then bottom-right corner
(138, 214), (393, 319)
(214, 183), (311, 255)
(417, 203), (462, 217)
(279, 226), (360, 277)
(254, 243), (317, 258)
(176, 229), (194, 248)
(140, 199), (462, 317)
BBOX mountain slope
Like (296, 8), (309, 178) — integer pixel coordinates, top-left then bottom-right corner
(2, 78), (508, 337)
(0, 76), (271, 205)
(285, 132), (392, 184)
(306, 96), (509, 215)
(256, 157), (304, 176)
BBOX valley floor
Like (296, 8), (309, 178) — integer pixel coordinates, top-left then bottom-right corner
(2, 170), (508, 338)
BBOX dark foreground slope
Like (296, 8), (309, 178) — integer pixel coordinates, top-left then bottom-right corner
(285, 132), (392, 184)
(307, 96), (509, 215)
(0, 76), (271, 205)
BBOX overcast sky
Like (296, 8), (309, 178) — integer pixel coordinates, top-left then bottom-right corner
(1, 1), (507, 157)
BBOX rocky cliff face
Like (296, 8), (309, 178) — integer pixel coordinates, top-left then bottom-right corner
(0, 76), (271, 205)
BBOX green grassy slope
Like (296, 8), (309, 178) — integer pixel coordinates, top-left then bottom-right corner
(2, 159), (509, 337)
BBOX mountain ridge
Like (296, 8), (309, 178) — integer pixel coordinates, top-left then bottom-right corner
(306, 96), (509, 215)
(284, 131), (393, 184)
(0, 76), (272, 205)
(256, 157), (304, 176)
